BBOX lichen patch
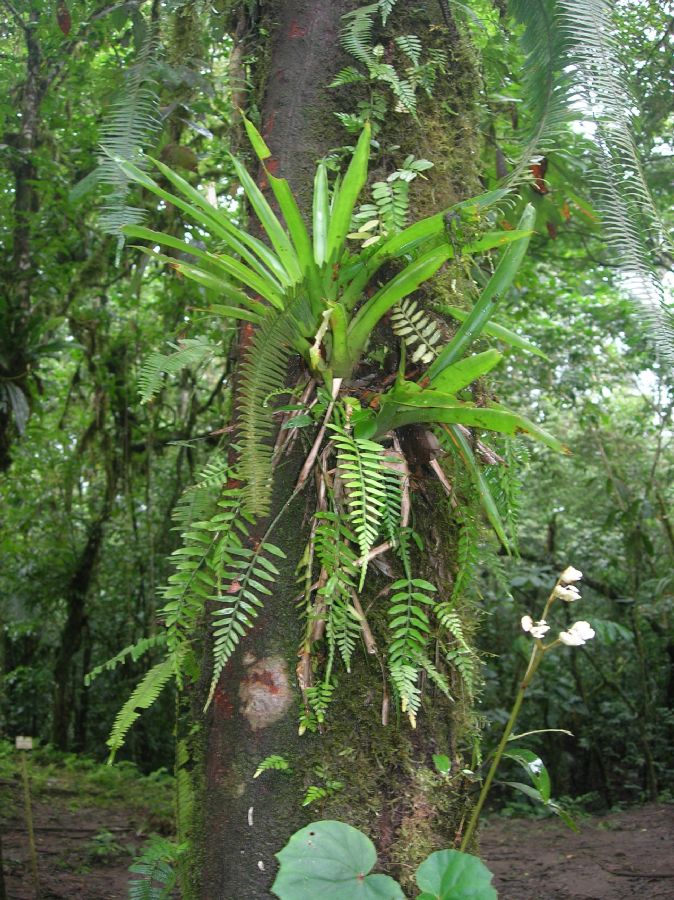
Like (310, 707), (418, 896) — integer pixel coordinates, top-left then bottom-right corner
(238, 656), (293, 731)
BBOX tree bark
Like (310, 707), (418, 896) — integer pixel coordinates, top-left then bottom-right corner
(188, 3), (484, 897)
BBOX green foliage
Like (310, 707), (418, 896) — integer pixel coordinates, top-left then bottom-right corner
(138, 338), (215, 404)
(271, 820), (497, 899)
(128, 836), (181, 900)
(254, 754), (291, 778)
(85, 635), (167, 687)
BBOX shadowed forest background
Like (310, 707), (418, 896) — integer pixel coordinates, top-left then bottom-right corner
(0, 0), (672, 898)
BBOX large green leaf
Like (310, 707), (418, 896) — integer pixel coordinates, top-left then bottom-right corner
(415, 849), (497, 900)
(428, 349), (502, 393)
(439, 304), (549, 359)
(124, 225), (284, 309)
(427, 204), (536, 380)
(503, 747), (551, 802)
(313, 162), (330, 266)
(271, 821), (404, 900)
(326, 124), (371, 264)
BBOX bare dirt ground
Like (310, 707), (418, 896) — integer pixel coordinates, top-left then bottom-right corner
(481, 803), (674, 899)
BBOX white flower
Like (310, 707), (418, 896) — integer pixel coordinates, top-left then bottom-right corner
(560, 566), (583, 584)
(521, 615), (550, 639)
(554, 584), (581, 602)
(559, 621), (595, 646)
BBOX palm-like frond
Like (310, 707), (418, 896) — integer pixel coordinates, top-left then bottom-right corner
(98, 37), (160, 240)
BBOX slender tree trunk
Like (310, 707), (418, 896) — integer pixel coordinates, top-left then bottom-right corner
(187, 4), (483, 896)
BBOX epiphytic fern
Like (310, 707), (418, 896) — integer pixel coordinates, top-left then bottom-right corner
(391, 297), (444, 365)
(128, 837), (179, 900)
(208, 536), (285, 706)
(138, 337), (214, 403)
(330, 423), (387, 588)
(237, 298), (308, 516)
(436, 605), (477, 699)
(254, 754), (291, 778)
(388, 571), (437, 726)
(98, 36), (160, 242)
(315, 512), (361, 673)
(85, 634), (167, 686)
(107, 652), (180, 760)
(378, 0), (398, 24)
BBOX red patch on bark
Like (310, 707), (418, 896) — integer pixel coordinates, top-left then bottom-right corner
(288, 20), (307, 38)
(57, 2), (71, 34)
(247, 670), (280, 695)
(213, 686), (234, 719)
(546, 221), (558, 239)
(266, 158), (280, 176)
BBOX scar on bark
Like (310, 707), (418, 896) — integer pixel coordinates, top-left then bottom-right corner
(239, 655), (293, 731)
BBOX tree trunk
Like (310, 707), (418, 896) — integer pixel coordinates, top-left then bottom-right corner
(187, 4), (483, 897)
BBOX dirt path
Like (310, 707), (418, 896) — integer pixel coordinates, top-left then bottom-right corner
(481, 803), (674, 899)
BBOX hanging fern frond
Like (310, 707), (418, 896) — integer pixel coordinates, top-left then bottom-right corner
(98, 35), (161, 241)
(107, 652), (180, 760)
(315, 511), (361, 673)
(208, 537), (285, 705)
(330, 423), (387, 588)
(378, 0), (398, 24)
(128, 838), (179, 900)
(387, 563), (437, 727)
(395, 34), (422, 67)
(237, 296), (309, 516)
(555, 0), (674, 359)
(85, 634), (167, 686)
(391, 297), (444, 364)
(449, 512), (481, 604)
(341, 4), (378, 66)
(138, 337), (215, 403)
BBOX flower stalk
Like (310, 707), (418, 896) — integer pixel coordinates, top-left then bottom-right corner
(459, 565), (592, 852)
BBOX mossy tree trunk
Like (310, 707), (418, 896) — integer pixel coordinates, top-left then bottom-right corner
(187, 3), (484, 897)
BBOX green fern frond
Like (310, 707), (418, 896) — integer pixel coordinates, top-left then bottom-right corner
(378, 0), (398, 24)
(449, 513), (481, 604)
(85, 634), (167, 686)
(437, 605), (478, 698)
(208, 538), (286, 705)
(395, 34), (422, 67)
(341, 4), (378, 66)
(138, 337), (214, 403)
(254, 754), (292, 778)
(107, 652), (179, 760)
(315, 512), (360, 673)
(330, 424), (387, 588)
(391, 297), (443, 364)
(330, 66), (367, 87)
(237, 297), (309, 515)
(98, 36), (161, 240)
(128, 837), (179, 900)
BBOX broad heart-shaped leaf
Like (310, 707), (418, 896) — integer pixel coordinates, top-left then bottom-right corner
(271, 821), (405, 900)
(415, 849), (497, 900)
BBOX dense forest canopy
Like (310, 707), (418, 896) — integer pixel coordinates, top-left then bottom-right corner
(0, 0), (672, 896)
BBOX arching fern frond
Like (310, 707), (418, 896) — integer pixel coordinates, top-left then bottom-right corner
(85, 634), (167, 686)
(341, 4), (378, 66)
(107, 652), (180, 760)
(98, 36), (161, 241)
(138, 337), (215, 403)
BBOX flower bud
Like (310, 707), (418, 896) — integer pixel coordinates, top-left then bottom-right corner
(560, 566), (583, 584)
(559, 620), (595, 646)
(554, 585), (581, 602)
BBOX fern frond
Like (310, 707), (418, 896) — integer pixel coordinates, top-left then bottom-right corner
(107, 652), (179, 759)
(341, 4), (378, 66)
(254, 754), (291, 778)
(237, 297), (309, 515)
(395, 34), (422, 67)
(208, 538), (286, 705)
(330, 424), (387, 588)
(330, 67), (367, 87)
(138, 337), (214, 403)
(85, 634), (167, 686)
(387, 572), (436, 726)
(315, 511), (360, 673)
(449, 513), (481, 604)
(128, 837), (178, 900)
(556, 0), (674, 358)
(391, 297), (443, 364)
(378, 0), (398, 24)
(98, 36), (161, 240)
(437, 605), (478, 698)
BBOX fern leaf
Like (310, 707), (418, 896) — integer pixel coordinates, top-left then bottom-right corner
(107, 653), (179, 759)
(98, 36), (161, 241)
(378, 0), (398, 24)
(391, 297), (443, 364)
(341, 5), (378, 66)
(138, 337), (214, 403)
(85, 634), (166, 686)
(254, 754), (291, 778)
(330, 425), (386, 588)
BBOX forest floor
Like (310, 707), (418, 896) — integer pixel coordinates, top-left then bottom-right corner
(1, 748), (673, 899)
(481, 802), (674, 899)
